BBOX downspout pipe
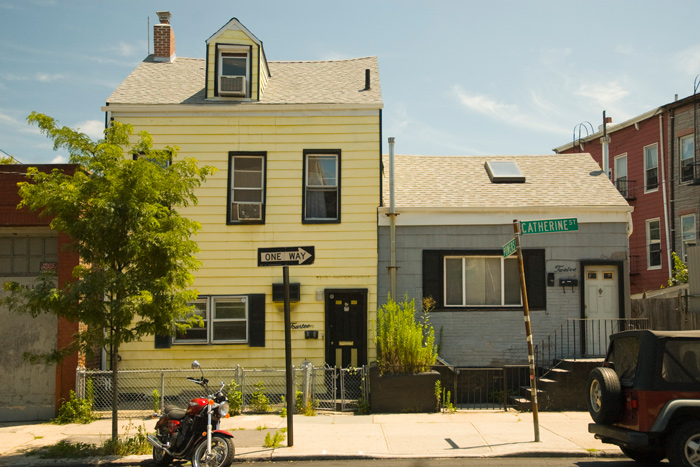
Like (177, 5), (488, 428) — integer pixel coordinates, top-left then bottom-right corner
(659, 113), (672, 279)
(388, 137), (398, 300)
(601, 111), (611, 179)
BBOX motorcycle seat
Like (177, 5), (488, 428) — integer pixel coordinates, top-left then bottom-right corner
(164, 405), (187, 420)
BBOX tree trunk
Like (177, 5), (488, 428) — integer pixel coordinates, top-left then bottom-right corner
(111, 342), (119, 442)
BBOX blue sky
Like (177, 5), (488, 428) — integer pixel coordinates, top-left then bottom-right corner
(1, 0), (700, 164)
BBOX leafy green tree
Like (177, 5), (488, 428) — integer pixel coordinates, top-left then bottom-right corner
(1, 113), (215, 439)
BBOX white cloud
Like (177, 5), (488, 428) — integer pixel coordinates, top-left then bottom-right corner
(51, 154), (67, 163)
(74, 119), (105, 140)
(452, 85), (569, 135)
(576, 82), (629, 103)
(673, 45), (700, 77)
(36, 72), (68, 82)
(111, 41), (147, 58)
(615, 44), (635, 56)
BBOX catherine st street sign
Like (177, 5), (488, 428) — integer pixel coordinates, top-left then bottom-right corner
(520, 218), (578, 235)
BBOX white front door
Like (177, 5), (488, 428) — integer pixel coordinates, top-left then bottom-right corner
(584, 265), (619, 356)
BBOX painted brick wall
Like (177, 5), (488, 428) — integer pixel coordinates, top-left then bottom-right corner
(378, 222), (629, 367)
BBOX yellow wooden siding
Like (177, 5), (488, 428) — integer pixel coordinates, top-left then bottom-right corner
(114, 111), (380, 370)
(206, 29), (260, 100)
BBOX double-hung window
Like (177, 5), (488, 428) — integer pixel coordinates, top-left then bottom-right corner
(444, 256), (521, 307)
(173, 299), (208, 344)
(680, 135), (695, 183)
(216, 45), (250, 98)
(644, 144), (659, 192)
(614, 154), (628, 198)
(211, 296), (247, 343)
(228, 152), (265, 224)
(303, 150), (340, 223)
(173, 296), (250, 345)
(681, 214), (697, 262)
(646, 218), (662, 269)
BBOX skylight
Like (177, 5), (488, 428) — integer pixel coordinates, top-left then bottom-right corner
(485, 161), (525, 183)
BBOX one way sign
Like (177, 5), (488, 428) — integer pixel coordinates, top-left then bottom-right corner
(258, 246), (315, 267)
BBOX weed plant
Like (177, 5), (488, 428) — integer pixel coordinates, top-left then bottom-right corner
(377, 296), (437, 374)
(227, 380), (243, 415)
(51, 389), (95, 425)
(250, 381), (270, 413)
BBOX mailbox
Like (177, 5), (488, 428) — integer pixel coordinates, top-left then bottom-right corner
(272, 283), (300, 302)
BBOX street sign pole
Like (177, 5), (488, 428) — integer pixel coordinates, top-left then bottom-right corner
(258, 246), (315, 448)
(283, 266), (294, 446)
(513, 219), (540, 442)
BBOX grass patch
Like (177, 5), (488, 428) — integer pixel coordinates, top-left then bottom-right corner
(26, 421), (151, 458)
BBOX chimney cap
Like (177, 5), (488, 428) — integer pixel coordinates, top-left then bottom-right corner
(157, 11), (171, 24)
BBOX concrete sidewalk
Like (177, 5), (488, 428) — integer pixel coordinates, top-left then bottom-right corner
(0, 410), (622, 465)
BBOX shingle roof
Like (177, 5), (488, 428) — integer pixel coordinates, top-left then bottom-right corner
(105, 55), (382, 106)
(382, 154), (630, 209)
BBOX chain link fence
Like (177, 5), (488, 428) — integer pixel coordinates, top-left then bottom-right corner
(76, 364), (368, 418)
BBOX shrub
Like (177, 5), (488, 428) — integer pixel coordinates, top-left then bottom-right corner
(377, 296), (437, 374)
(227, 380), (242, 415)
(51, 390), (95, 425)
(250, 381), (270, 413)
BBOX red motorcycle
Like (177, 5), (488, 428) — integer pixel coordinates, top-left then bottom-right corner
(147, 361), (235, 467)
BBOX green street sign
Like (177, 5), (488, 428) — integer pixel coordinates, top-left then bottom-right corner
(503, 238), (516, 258)
(521, 218), (578, 235)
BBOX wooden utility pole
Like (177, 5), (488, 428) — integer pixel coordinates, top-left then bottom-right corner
(513, 219), (540, 442)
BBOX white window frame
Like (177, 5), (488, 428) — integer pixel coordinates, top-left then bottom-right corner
(680, 134), (695, 184)
(646, 218), (662, 270)
(614, 153), (628, 197)
(173, 296), (248, 345)
(217, 45), (250, 98)
(211, 296), (248, 344)
(681, 214), (697, 262)
(644, 144), (659, 193)
(443, 255), (521, 307)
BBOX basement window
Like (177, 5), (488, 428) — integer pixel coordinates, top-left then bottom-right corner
(485, 161), (525, 183)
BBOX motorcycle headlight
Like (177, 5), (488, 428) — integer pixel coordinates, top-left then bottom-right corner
(218, 402), (229, 416)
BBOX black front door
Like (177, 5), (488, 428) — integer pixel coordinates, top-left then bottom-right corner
(325, 289), (367, 368)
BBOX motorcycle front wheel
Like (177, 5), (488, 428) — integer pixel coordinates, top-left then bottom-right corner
(191, 434), (235, 467)
(153, 446), (173, 467)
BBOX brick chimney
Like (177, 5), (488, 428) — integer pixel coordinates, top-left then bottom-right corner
(154, 11), (175, 62)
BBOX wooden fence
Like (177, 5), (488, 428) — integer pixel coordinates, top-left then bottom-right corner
(631, 291), (700, 330)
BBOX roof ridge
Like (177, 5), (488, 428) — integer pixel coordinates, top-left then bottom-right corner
(271, 56), (376, 64)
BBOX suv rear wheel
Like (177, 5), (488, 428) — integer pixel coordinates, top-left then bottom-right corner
(667, 420), (700, 467)
(587, 367), (622, 424)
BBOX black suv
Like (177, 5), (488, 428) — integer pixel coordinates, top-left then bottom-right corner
(588, 329), (700, 466)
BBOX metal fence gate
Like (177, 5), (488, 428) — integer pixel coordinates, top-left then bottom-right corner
(76, 364), (368, 417)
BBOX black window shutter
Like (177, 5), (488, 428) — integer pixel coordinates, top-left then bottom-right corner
(154, 334), (172, 349)
(248, 293), (266, 347)
(523, 249), (546, 310)
(422, 250), (444, 308)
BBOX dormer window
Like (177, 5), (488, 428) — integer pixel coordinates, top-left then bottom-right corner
(217, 45), (250, 97)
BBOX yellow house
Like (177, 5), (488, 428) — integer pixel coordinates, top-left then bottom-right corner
(103, 13), (382, 370)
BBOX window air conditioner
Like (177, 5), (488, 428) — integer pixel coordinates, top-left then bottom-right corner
(219, 75), (246, 96)
(237, 203), (262, 221)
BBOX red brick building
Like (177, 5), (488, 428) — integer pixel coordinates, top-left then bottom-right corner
(0, 164), (80, 421)
(554, 95), (699, 295)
